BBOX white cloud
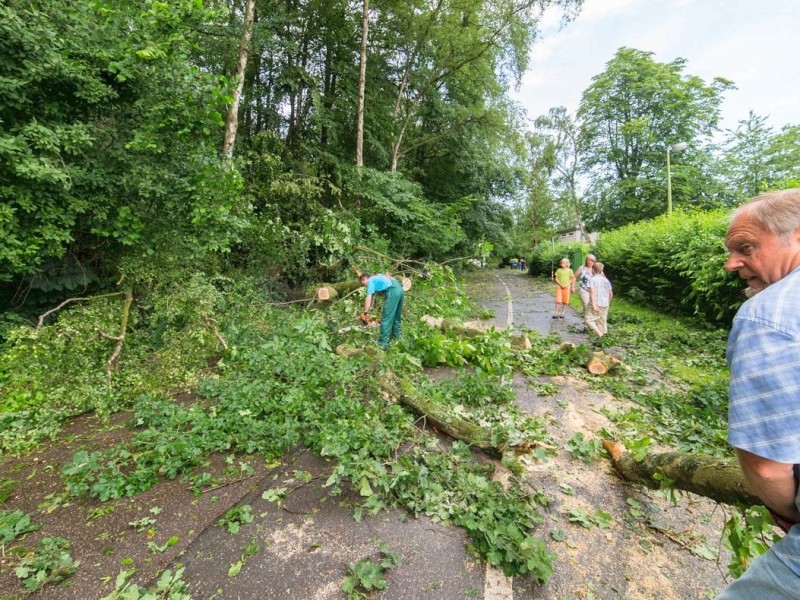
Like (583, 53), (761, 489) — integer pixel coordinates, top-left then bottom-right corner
(513, 0), (799, 130)
(580, 0), (645, 21)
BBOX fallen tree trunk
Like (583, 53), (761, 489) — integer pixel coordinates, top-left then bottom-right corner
(378, 371), (499, 455)
(313, 280), (362, 302)
(586, 351), (621, 375)
(312, 277), (410, 303)
(335, 344), (501, 455)
(560, 342), (625, 375)
(603, 440), (759, 506)
(421, 315), (531, 351)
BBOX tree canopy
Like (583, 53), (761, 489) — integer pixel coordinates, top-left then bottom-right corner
(0, 0), (242, 290)
(577, 47), (734, 228)
(2, 0), (799, 306)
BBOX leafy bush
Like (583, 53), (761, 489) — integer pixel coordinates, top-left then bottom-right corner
(0, 269), (228, 454)
(527, 241), (589, 278)
(593, 209), (744, 323)
(357, 168), (467, 260)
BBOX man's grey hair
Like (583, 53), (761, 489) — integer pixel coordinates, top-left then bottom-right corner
(735, 188), (800, 245)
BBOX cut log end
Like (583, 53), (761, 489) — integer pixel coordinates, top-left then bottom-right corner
(601, 439), (624, 462)
(421, 315), (444, 328)
(586, 351), (622, 375)
(512, 335), (532, 351)
(587, 352), (610, 375)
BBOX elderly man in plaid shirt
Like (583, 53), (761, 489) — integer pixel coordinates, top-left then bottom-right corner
(718, 189), (800, 599)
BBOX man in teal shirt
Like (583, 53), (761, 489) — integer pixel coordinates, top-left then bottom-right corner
(360, 273), (405, 348)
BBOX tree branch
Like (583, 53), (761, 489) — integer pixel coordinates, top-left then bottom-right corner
(37, 292), (126, 329)
(202, 316), (228, 351)
(105, 291), (133, 384)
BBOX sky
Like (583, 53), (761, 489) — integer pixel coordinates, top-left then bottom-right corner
(511, 0), (799, 134)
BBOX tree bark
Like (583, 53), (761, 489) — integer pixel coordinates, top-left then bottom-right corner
(355, 0), (369, 169)
(421, 315), (531, 351)
(378, 371), (500, 455)
(223, 0), (256, 160)
(603, 440), (759, 506)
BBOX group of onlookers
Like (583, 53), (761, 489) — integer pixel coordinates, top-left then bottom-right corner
(544, 189), (800, 599)
(552, 254), (612, 342)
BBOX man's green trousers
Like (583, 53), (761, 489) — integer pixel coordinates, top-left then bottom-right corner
(379, 282), (404, 348)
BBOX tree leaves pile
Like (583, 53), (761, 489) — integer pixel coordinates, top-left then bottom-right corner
(35, 272), (563, 579)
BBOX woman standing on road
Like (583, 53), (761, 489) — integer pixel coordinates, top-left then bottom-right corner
(575, 254), (597, 313)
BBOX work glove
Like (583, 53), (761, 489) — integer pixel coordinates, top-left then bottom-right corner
(359, 312), (370, 325)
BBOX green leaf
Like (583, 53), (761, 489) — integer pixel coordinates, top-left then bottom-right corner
(228, 560), (243, 577)
(358, 478), (373, 497)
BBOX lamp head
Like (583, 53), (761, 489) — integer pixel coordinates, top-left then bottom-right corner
(670, 142), (689, 153)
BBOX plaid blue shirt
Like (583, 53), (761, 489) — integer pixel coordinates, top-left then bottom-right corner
(587, 274), (612, 307)
(727, 265), (800, 575)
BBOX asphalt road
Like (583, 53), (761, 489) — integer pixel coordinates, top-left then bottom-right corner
(172, 269), (730, 599)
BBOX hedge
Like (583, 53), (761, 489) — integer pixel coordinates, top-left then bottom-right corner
(591, 210), (745, 324)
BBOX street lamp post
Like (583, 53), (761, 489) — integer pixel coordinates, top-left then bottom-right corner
(666, 142), (688, 216)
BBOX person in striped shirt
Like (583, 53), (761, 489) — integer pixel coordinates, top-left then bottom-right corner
(718, 188), (800, 599)
(585, 261), (613, 340)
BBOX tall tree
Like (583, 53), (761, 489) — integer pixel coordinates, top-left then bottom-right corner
(717, 112), (800, 201)
(768, 124), (800, 188)
(223, 0), (257, 160)
(578, 47), (733, 228)
(533, 107), (589, 240)
(377, 0), (574, 172)
(355, 0), (369, 169)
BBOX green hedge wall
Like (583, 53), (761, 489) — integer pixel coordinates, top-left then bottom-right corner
(592, 210), (745, 324)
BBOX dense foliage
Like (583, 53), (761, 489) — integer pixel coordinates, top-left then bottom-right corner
(523, 49), (800, 238)
(526, 241), (589, 278)
(0, 268), (226, 453)
(2, 268), (565, 579)
(578, 48), (734, 228)
(592, 209), (744, 323)
(0, 0), (242, 290)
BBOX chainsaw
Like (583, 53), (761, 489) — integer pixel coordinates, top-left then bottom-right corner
(359, 312), (380, 328)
